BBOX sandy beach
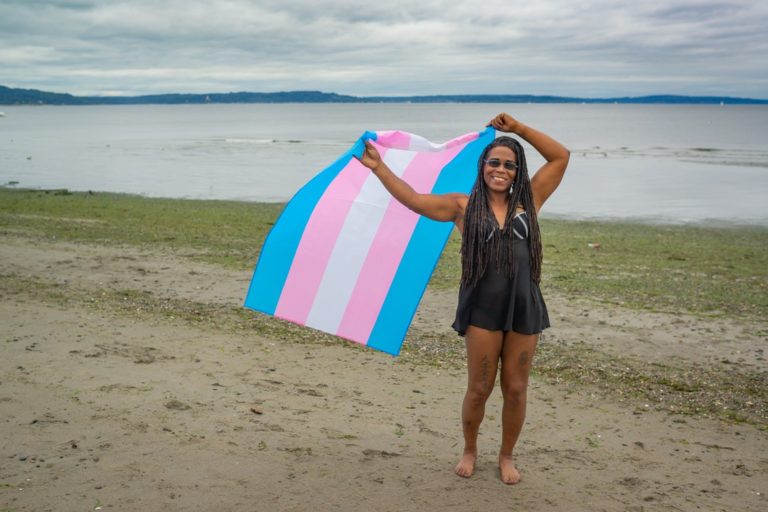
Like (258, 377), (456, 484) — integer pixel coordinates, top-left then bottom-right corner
(1, 228), (766, 512)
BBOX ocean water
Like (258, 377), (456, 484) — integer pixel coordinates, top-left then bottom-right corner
(1, 103), (767, 226)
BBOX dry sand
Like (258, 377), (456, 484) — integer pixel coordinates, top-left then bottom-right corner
(1, 236), (766, 511)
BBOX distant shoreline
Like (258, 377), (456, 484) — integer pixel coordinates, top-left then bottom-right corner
(2, 84), (767, 105)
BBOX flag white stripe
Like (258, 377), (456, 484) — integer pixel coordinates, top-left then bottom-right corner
(304, 149), (417, 334)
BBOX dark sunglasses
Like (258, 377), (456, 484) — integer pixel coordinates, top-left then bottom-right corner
(484, 158), (518, 171)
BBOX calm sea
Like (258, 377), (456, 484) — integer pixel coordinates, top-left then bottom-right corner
(1, 103), (767, 226)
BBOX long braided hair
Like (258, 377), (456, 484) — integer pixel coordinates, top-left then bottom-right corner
(460, 136), (543, 288)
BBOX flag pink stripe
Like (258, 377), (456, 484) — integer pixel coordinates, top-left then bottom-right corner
(275, 153), (385, 324)
(336, 145), (465, 342)
(376, 131), (411, 150)
(445, 131), (482, 149)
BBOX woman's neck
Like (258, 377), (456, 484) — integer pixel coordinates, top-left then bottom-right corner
(487, 190), (510, 208)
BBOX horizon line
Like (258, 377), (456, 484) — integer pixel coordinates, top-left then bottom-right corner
(1, 84), (767, 104)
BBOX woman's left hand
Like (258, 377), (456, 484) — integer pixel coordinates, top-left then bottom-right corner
(488, 113), (521, 133)
(357, 140), (384, 173)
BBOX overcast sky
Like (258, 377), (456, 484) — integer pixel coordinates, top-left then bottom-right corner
(1, 0), (766, 98)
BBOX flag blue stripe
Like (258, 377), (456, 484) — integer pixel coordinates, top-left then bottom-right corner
(244, 132), (377, 314)
(367, 128), (495, 355)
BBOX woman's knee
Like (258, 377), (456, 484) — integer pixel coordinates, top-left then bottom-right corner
(501, 379), (528, 403)
(465, 382), (493, 406)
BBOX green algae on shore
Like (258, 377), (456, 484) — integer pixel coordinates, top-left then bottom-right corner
(2, 187), (767, 427)
(2, 188), (766, 320)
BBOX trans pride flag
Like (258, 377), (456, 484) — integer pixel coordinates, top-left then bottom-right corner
(244, 127), (495, 356)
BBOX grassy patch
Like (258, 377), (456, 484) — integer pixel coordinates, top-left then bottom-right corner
(2, 187), (767, 319)
(538, 219), (768, 318)
(0, 188), (281, 269)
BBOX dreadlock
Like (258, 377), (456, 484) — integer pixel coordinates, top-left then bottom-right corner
(460, 136), (543, 288)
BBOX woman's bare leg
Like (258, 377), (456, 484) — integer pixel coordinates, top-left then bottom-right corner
(455, 325), (503, 478)
(498, 331), (539, 484)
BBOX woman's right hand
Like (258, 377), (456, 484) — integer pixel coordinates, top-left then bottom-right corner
(355, 139), (465, 224)
(358, 140), (384, 172)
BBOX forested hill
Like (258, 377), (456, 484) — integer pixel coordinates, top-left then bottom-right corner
(1, 85), (766, 105)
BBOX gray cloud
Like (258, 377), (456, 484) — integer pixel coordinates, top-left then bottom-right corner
(0, 0), (765, 97)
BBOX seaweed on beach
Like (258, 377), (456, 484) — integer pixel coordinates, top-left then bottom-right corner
(2, 188), (767, 428)
(6, 188), (764, 320)
(1, 272), (765, 428)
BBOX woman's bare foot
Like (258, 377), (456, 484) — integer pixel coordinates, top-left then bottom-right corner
(498, 455), (521, 484)
(454, 451), (477, 478)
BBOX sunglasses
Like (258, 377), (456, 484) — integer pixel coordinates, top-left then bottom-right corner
(484, 158), (518, 171)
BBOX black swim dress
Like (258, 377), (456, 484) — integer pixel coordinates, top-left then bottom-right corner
(452, 211), (550, 336)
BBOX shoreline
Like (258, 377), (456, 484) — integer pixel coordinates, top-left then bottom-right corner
(4, 185), (768, 230)
(3, 84), (767, 105)
(2, 187), (767, 319)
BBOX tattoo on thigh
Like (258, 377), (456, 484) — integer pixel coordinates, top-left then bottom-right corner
(519, 351), (529, 367)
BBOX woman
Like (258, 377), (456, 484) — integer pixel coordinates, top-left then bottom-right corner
(357, 113), (569, 485)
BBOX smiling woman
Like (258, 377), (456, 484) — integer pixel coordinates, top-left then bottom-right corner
(357, 112), (570, 484)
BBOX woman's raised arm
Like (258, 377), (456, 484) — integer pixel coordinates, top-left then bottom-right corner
(356, 140), (465, 223)
(489, 113), (570, 212)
